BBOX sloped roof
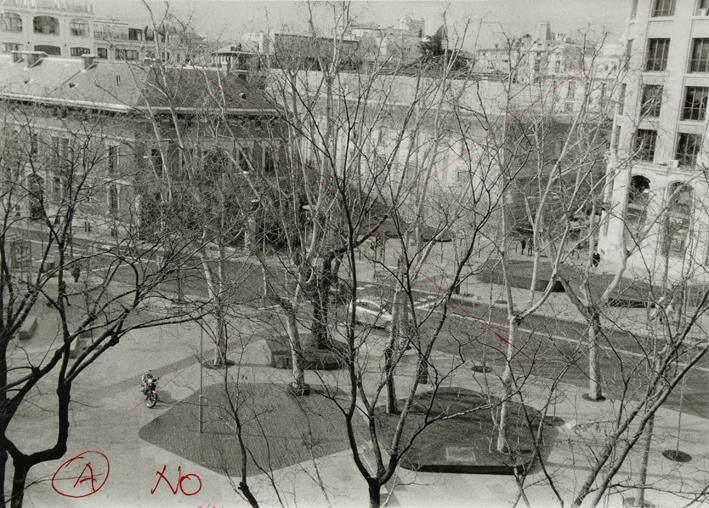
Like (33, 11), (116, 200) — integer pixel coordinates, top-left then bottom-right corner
(0, 55), (276, 114)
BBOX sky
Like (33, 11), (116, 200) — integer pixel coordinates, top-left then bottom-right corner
(91, 0), (631, 50)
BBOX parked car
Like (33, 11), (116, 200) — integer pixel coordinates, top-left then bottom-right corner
(348, 298), (393, 331)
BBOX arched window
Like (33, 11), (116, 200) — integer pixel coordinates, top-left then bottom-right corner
(662, 183), (693, 258)
(70, 19), (88, 37)
(1, 13), (22, 33)
(624, 175), (651, 252)
(33, 16), (59, 35)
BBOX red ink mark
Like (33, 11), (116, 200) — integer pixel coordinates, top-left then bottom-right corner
(150, 465), (202, 496)
(51, 451), (110, 498)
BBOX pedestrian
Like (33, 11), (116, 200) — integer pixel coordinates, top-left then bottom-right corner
(71, 264), (81, 283)
(520, 238), (527, 255)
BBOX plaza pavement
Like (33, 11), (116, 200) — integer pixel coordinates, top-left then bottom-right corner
(7, 229), (709, 507)
(10, 307), (709, 508)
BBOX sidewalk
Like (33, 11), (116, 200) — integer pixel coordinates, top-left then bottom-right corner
(14, 314), (709, 508)
(351, 254), (709, 340)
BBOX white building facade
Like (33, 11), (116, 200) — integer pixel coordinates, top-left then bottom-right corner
(598, 0), (709, 282)
(0, 0), (205, 63)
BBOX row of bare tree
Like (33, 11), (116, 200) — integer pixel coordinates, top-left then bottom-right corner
(2, 3), (709, 508)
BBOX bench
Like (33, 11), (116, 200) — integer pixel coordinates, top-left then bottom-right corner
(18, 316), (38, 341)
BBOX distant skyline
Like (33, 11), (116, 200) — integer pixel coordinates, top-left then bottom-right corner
(91, 0), (630, 49)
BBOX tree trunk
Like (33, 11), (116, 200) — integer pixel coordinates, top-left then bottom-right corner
(0, 442), (6, 504)
(239, 480), (259, 508)
(497, 319), (518, 453)
(368, 482), (382, 508)
(634, 413), (655, 508)
(10, 460), (29, 508)
(310, 255), (337, 349)
(284, 308), (307, 393)
(587, 312), (603, 400)
(310, 287), (329, 349)
(385, 288), (402, 414)
(198, 251), (227, 366)
(213, 301), (228, 366)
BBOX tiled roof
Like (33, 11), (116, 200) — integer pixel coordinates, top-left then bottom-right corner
(0, 55), (276, 114)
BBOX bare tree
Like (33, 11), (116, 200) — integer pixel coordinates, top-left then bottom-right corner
(0, 98), (202, 507)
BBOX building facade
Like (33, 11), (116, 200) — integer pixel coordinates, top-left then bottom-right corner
(0, 0), (206, 63)
(0, 51), (279, 241)
(598, 0), (709, 282)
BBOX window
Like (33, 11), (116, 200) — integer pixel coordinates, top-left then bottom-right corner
(115, 48), (139, 61)
(96, 47), (108, 59)
(33, 16), (59, 35)
(624, 175), (650, 251)
(34, 44), (60, 56)
(236, 144), (253, 172)
(28, 175), (45, 220)
(690, 39), (709, 72)
(2, 42), (21, 54)
(645, 39), (670, 71)
(128, 28), (141, 41)
(652, 0), (675, 16)
(566, 80), (576, 99)
(682, 87), (709, 120)
(676, 133), (702, 167)
(662, 183), (693, 258)
(150, 148), (162, 177)
(700, 0), (709, 12)
(618, 83), (627, 114)
(634, 129), (657, 161)
(263, 145), (275, 174)
(631, 0), (639, 17)
(52, 136), (69, 164)
(641, 85), (663, 117)
(108, 185), (119, 215)
(1, 13), (22, 32)
(70, 19), (88, 37)
(52, 175), (63, 202)
(70, 47), (90, 57)
(108, 145), (118, 174)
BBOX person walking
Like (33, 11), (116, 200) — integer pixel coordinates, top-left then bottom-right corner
(71, 263), (81, 283)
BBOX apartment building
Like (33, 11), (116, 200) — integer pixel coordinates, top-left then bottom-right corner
(0, 51), (279, 239)
(598, 0), (709, 282)
(0, 0), (206, 63)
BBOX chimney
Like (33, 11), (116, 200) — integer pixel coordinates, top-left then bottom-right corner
(81, 54), (96, 70)
(26, 51), (47, 67)
(11, 51), (23, 64)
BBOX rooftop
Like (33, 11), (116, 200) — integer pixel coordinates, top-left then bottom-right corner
(0, 0), (93, 14)
(0, 53), (275, 114)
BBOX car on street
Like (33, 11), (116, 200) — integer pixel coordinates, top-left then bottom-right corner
(348, 298), (393, 331)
